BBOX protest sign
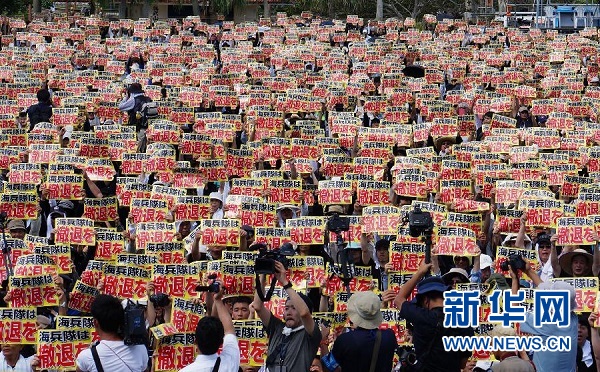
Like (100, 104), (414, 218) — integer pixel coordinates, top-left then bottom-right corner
(68, 280), (100, 313)
(135, 222), (176, 251)
(362, 206), (401, 235)
(103, 264), (150, 300)
(495, 246), (540, 280)
(204, 260), (255, 297)
(435, 227), (480, 256)
(54, 218), (95, 246)
(552, 277), (597, 313)
(0, 194), (38, 219)
(0, 308), (37, 344)
(201, 219), (241, 247)
(83, 196), (118, 222)
(239, 202), (276, 227)
(152, 264), (199, 298)
(519, 199), (563, 228)
(286, 256), (326, 288)
(46, 174), (84, 200)
(8, 163), (42, 184)
(234, 322), (269, 367)
(8, 275), (59, 307)
(95, 229), (125, 261)
(254, 227), (292, 249)
(556, 217), (596, 246)
(317, 180), (353, 205)
(33, 245), (71, 274)
(37, 329), (92, 370)
(153, 332), (197, 372)
(286, 217), (326, 245)
(389, 242), (426, 273)
(146, 242), (186, 264)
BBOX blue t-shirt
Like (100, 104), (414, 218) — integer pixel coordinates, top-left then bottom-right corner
(519, 312), (578, 372)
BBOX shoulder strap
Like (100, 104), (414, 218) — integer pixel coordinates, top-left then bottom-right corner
(212, 356), (221, 372)
(369, 330), (382, 372)
(91, 344), (105, 372)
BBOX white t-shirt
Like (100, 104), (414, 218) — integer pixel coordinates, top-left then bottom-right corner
(179, 333), (240, 372)
(76, 340), (148, 372)
(0, 354), (34, 372)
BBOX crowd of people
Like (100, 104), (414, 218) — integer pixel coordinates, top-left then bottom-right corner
(2, 8), (600, 372)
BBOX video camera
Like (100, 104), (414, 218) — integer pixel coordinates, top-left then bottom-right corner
(500, 254), (527, 273)
(123, 300), (149, 346)
(254, 243), (296, 274)
(149, 293), (170, 308)
(405, 206), (434, 238)
(326, 213), (350, 234)
(396, 346), (418, 371)
(196, 274), (220, 293)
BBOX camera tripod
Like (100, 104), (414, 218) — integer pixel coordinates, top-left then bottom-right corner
(0, 212), (13, 277)
(332, 231), (354, 295)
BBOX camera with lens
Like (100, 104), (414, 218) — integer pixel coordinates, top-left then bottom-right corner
(396, 346), (417, 371)
(326, 213), (350, 234)
(406, 206), (434, 238)
(254, 243), (296, 275)
(196, 274), (220, 293)
(500, 254), (527, 272)
(149, 293), (170, 307)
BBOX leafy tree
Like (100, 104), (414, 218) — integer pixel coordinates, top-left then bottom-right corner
(1, 0), (30, 15)
(213, 0), (247, 16)
(384, 0), (466, 19)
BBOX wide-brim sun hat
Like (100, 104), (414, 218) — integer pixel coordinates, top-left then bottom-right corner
(347, 291), (383, 329)
(558, 249), (593, 276)
(276, 203), (301, 212)
(442, 268), (469, 285)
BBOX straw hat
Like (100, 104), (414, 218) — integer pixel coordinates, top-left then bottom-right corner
(559, 249), (593, 276)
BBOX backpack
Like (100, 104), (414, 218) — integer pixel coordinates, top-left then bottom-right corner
(131, 95), (158, 129)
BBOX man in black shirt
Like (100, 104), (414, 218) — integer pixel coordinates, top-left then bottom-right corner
(322, 291), (397, 372)
(27, 89), (53, 130)
(393, 263), (474, 372)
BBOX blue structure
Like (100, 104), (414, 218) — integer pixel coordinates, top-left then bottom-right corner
(536, 3), (600, 29)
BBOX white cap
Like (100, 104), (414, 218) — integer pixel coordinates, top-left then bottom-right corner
(209, 192), (223, 203)
(480, 254), (493, 270)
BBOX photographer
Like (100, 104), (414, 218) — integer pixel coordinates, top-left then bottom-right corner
(389, 262), (473, 372)
(179, 280), (240, 371)
(146, 282), (171, 327)
(75, 294), (149, 372)
(252, 261), (322, 372)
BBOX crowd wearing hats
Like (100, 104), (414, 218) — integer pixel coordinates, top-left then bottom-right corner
(4, 8), (600, 372)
